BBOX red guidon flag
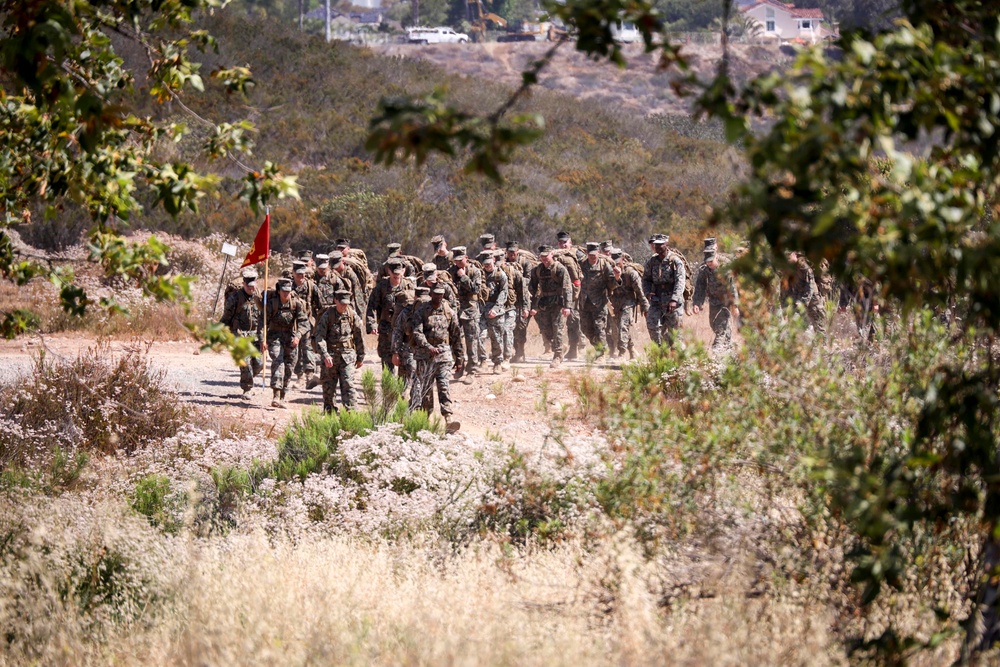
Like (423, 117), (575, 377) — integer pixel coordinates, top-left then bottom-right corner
(241, 212), (270, 268)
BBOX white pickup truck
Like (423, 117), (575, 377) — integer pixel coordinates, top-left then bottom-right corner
(406, 26), (469, 44)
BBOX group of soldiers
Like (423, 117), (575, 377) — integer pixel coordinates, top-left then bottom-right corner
(219, 231), (752, 420)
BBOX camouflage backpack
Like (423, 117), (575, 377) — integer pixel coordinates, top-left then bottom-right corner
(668, 249), (695, 315)
(552, 248), (583, 285)
(498, 263), (519, 307)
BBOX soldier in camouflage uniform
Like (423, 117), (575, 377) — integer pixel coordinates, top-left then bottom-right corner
(504, 241), (535, 363)
(692, 238), (740, 353)
(781, 251), (826, 334)
(298, 251), (316, 280)
(480, 254), (510, 372)
(392, 286), (428, 395)
(335, 239), (374, 306)
(314, 289), (366, 413)
(411, 286), (465, 420)
(429, 236), (452, 271)
(262, 278), (309, 408)
(447, 246), (483, 376)
(330, 250), (366, 315)
(555, 231), (585, 359)
(529, 245), (574, 368)
(366, 261), (414, 370)
(291, 261), (318, 386)
(220, 268), (264, 397)
(419, 262), (459, 312)
(642, 234), (686, 347)
(579, 241), (617, 357)
(609, 248), (649, 360)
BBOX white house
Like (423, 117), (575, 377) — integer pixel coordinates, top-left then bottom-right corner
(740, 0), (836, 43)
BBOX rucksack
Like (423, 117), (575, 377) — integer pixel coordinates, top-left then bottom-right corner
(499, 263), (519, 307)
(552, 248), (583, 284)
(628, 261), (644, 277)
(668, 250), (695, 315)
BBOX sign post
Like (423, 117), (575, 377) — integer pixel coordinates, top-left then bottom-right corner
(212, 241), (239, 317)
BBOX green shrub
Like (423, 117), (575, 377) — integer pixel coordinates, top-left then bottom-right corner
(271, 409), (342, 481)
(130, 474), (184, 534)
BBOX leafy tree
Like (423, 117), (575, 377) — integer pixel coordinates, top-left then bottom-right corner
(366, 0), (1000, 657)
(0, 0), (297, 361)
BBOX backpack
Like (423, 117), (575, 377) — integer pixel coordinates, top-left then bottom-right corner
(552, 248), (583, 285)
(499, 263), (519, 307)
(628, 261), (644, 277)
(668, 250), (695, 315)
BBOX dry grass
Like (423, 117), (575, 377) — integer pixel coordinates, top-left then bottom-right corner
(0, 492), (846, 666)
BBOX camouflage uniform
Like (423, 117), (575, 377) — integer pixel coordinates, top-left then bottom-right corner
(336, 263), (367, 315)
(411, 297), (465, 417)
(220, 286), (263, 391)
(693, 258), (739, 352)
(312, 272), (349, 321)
(554, 247), (585, 358)
(314, 304), (365, 412)
(782, 256), (826, 333)
(481, 264), (510, 366)
(448, 258), (484, 374)
(579, 253), (616, 353)
(292, 276), (318, 378)
(262, 289), (309, 394)
(609, 262), (649, 358)
(391, 290), (424, 395)
(431, 252), (453, 272)
(643, 250), (686, 346)
(528, 258), (573, 363)
(505, 249), (536, 362)
(366, 275), (414, 369)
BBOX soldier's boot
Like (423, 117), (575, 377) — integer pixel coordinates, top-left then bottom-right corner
(500, 360), (510, 371)
(550, 356), (562, 369)
(271, 389), (284, 408)
(323, 402), (336, 414)
(306, 374), (321, 390)
(493, 362), (501, 374)
(241, 387), (254, 399)
(565, 345), (578, 361)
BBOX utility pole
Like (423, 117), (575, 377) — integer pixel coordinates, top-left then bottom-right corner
(325, 0), (331, 42)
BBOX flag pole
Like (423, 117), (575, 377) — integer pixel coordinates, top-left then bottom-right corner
(261, 205), (271, 389)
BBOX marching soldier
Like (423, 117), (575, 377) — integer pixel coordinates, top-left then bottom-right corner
(554, 231), (585, 360)
(314, 289), (365, 413)
(692, 238), (740, 353)
(411, 286), (465, 424)
(448, 246), (483, 377)
(503, 241), (535, 363)
(262, 278), (309, 408)
(430, 235), (453, 271)
(579, 241), (617, 358)
(392, 286), (429, 395)
(609, 248), (649, 360)
(528, 245), (573, 368)
(366, 261), (414, 370)
(781, 251), (826, 334)
(480, 254), (510, 372)
(220, 267), (264, 398)
(642, 234), (686, 346)
(291, 261), (318, 387)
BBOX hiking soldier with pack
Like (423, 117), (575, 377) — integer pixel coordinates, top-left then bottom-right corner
(609, 248), (649, 360)
(429, 235), (453, 272)
(692, 238), (740, 353)
(262, 278), (309, 408)
(480, 254), (511, 372)
(579, 241), (617, 358)
(291, 261), (318, 388)
(554, 231), (585, 360)
(392, 286), (428, 395)
(504, 241), (535, 363)
(529, 245), (574, 368)
(419, 262), (459, 312)
(314, 289), (365, 413)
(781, 250), (826, 334)
(220, 267), (264, 398)
(643, 234), (686, 346)
(411, 286), (465, 426)
(448, 246), (483, 377)
(329, 250), (366, 315)
(367, 260), (414, 371)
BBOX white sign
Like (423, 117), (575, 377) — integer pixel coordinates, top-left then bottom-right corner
(221, 242), (238, 257)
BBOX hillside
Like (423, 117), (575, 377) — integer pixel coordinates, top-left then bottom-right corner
(22, 12), (746, 261)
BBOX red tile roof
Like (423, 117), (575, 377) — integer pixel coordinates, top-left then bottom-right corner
(740, 0), (825, 21)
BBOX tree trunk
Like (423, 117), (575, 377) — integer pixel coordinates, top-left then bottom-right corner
(325, 0), (331, 42)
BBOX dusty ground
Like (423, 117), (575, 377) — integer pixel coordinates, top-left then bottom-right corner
(373, 41), (794, 117)
(0, 314), (721, 443)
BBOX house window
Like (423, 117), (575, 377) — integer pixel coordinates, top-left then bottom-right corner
(765, 6), (775, 32)
(766, 20), (775, 31)
(800, 19), (812, 29)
